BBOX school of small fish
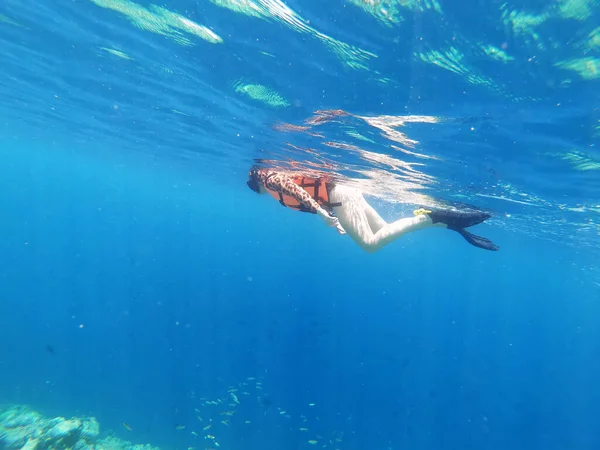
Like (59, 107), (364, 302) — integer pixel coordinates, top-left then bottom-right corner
(122, 375), (345, 450)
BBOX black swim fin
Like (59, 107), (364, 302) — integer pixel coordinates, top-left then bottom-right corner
(427, 208), (491, 228)
(414, 207), (500, 251)
(452, 228), (499, 251)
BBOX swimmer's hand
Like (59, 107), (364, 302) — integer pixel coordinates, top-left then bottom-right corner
(317, 207), (346, 235)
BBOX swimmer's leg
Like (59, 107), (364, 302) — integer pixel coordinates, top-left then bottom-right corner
(415, 207), (499, 251)
(330, 195), (380, 252)
(330, 185), (438, 253)
(329, 185), (381, 251)
(365, 214), (438, 252)
(363, 202), (387, 233)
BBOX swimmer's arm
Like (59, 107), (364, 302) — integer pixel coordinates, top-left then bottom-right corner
(267, 173), (322, 214)
(281, 178), (331, 218)
(268, 173), (346, 234)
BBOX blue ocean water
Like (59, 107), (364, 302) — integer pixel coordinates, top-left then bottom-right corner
(1, 0), (599, 449)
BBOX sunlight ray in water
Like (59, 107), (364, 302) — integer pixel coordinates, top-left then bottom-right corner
(555, 57), (600, 80)
(479, 44), (514, 63)
(347, 0), (443, 26)
(209, 0), (377, 70)
(356, 114), (442, 150)
(89, 0), (223, 45)
(151, 6), (223, 43)
(0, 13), (23, 27)
(345, 167), (438, 207)
(475, 193), (542, 207)
(232, 80), (290, 107)
(414, 47), (503, 94)
(300, 109), (443, 151)
(1, 0), (599, 253)
(268, 104), (600, 249)
(270, 109), (447, 205)
(2, 2), (600, 447)
(500, 5), (550, 45)
(557, 0), (597, 20)
(556, 151), (600, 171)
(99, 47), (134, 60)
(589, 27), (600, 49)
(500, 0), (597, 47)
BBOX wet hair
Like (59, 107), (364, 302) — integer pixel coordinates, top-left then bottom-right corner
(246, 167), (261, 193)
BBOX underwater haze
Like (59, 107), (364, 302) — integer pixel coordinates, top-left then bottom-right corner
(1, 0), (600, 450)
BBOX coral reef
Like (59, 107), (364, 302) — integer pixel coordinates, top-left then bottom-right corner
(0, 405), (158, 450)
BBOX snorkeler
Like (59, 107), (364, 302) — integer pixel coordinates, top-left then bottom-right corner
(246, 166), (499, 252)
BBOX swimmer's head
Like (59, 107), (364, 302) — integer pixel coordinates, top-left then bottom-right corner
(246, 166), (263, 194)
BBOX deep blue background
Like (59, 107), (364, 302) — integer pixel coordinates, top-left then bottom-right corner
(1, 0), (600, 449)
(1, 139), (599, 450)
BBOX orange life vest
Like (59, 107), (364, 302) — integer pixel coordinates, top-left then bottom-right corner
(265, 175), (342, 213)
